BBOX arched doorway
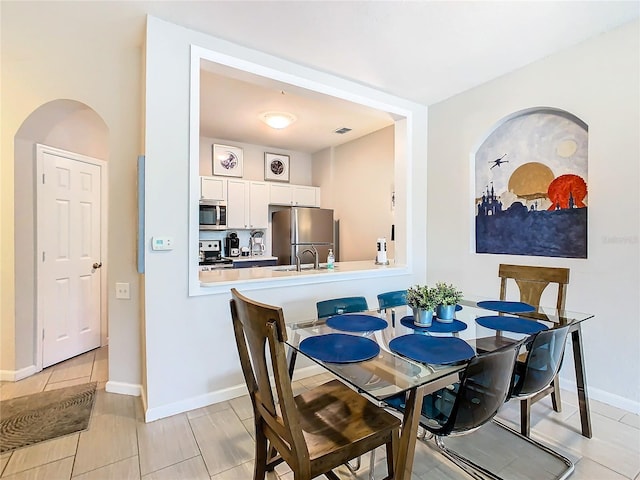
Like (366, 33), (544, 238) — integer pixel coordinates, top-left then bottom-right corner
(14, 99), (109, 374)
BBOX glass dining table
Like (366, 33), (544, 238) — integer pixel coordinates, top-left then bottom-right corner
(285, 297), (594, 480)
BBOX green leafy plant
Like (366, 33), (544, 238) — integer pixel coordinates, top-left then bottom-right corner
(434, 282), (463, 306)
(406, 284), (438, 311)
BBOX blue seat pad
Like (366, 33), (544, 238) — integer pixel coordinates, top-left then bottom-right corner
(475, 315), (548, 334)
(400, 316), (467, 334)
(389, 335), (475, 365)
(326, 314), (388, 332)
(477, 300), (535, 313)
(299, 333), (380, 363)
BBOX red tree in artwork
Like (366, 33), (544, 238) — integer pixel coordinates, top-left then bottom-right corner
(547, 174), (587, 210)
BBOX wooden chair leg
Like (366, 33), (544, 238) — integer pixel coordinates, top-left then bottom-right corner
(550, 375), (562, 412)
(520, 397), (532, 437)
(385, 434), (397, 480)
(253, 426), (268, 480)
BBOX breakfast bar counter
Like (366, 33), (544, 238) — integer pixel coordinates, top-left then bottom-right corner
(199, 260), (405, 287)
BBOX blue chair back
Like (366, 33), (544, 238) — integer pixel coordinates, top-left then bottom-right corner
(316, 296), (369, 319)
(377, 290), (407, 311)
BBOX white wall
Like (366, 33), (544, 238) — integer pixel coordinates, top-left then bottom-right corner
(314, 126), (395, 261)
(427, 20), (640, 412)
(143, 17), (426, 419)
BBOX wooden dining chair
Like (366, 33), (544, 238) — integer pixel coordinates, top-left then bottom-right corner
(230, 288), (400, 480)
(316, 296), (369, 319)
(498, 263), (570, 432)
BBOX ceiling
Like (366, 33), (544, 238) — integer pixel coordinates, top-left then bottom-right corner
(6, 1), (638, 153)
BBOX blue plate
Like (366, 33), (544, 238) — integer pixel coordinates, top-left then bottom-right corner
(477, 300), (536, 313)
(475, 315), (548, 334)
(389, 335), (475, 365)
(326, 314), (388, 333)
(400, 316), (468, 334)
(299, 334), (380, 363)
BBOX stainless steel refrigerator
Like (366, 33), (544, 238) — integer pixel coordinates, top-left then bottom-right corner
(272, 208), (334, 266)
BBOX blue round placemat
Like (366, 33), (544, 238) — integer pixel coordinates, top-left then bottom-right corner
(326, 314), (388, 333)
(299, 334), (380, 363)
(400, 316), (468, 334)
(389, 335), (475, 365)
(477, 300), (535, 313)
(475, 315), (548, 334)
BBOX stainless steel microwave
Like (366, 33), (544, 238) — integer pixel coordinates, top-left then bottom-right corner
(199, 201), (227, 230)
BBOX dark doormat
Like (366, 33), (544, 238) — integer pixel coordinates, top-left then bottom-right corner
(0, 382), (97, 453)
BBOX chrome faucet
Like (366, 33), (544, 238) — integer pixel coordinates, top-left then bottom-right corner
(295, 245), (319, 271)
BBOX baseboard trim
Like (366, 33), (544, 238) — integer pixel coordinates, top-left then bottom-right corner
(105, 380), (142, 397)
(143, 364), (327, 423)
(560, 375), (639, 415)
(144, 384), (248, 423)
(0, 365), (39, 382)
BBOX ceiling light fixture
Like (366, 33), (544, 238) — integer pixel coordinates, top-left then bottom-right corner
(260, 111), (297, 129)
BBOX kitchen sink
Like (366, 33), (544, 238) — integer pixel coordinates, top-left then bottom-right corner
(273, 264), (337, 272)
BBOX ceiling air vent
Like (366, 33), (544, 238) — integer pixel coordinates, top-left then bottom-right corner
(334, 127), (352, 135)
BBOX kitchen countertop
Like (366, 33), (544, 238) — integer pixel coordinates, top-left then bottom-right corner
(199, 260), (404, 287)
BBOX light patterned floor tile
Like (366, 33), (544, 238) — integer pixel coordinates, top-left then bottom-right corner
(142, 456), (208, 480)
(44, 376), (92, 391)
(1, 452), (11, 476)
(205, 459), (283, 480)
(1, 456), (73, 480)
(190, 408), (254, 476)
(90, 347), (108, 384)
(186, 400), (231, 420)
(229, 394), (253, 420)
(573, 457), (630, 479)
(620, 412), (640, 429)
(0, 371), (51, 401)
(2, 434), (78, 476)
(72, 406), (138, 476)
(72, 455), (140, 480)
(137, 413), (200, 475)
(48, 351), (95, 384)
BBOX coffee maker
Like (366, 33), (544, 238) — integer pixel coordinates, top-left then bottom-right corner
(250, 230), (265, 256)
(224, 232), (240, 257)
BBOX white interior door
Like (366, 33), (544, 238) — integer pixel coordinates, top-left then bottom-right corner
(38, 146), (103, 368)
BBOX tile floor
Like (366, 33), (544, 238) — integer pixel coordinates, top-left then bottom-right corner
(1, 347), (638, 479)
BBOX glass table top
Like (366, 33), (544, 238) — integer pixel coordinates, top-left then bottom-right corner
(285, 297), (594, 402)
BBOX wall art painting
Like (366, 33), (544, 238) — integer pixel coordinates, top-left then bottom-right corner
(212, 144), (243, 177)
(475, 108), (588, 258)
(264, 152), (290, 182)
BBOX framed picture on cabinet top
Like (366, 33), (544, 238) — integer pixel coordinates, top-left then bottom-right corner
(212, 144), (243, 177)
(264, 152), (290, 182)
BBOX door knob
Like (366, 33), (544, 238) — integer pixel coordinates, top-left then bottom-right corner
(92, 262), (103, 269)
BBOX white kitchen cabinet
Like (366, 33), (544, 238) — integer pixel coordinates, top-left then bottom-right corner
(293, 185), (319, 207)
(200, 176), (226, 201)
(227, 179), (269, 229)
(269, 183), (319, 207)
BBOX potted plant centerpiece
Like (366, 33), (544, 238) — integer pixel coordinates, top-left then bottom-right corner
(406, 285), (438, 327)
(434, 282), (463, 323)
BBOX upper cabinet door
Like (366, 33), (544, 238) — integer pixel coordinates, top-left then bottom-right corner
(269, 183), (293, 205)
(200, 176), (226, 201)
(248, 182), (269, 229)
(292, 185), (318, 207)
(226, 179), (247, 228)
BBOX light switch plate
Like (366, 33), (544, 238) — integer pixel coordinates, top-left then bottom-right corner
(151, 236), (173, 251)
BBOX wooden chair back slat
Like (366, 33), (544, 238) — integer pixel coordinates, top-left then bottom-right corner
(499, 264), (569, 311)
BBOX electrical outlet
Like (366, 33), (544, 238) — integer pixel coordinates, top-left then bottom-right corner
(115, 282), (130, 299)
